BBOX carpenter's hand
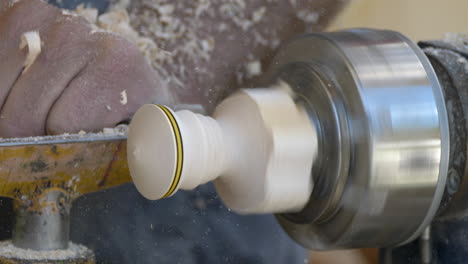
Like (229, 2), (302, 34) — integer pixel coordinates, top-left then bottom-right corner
(0, 0), (169, 137)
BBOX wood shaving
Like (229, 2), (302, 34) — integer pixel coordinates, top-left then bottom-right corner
(61, 9), (79, 17)
(19, 31), (41, 73)
(102, 125), (128, 135)
(120, 89), (128, 105)
(97, 10), (139, 42)
(245, 60), (262, 78)
(252, 7), (266, 23)
(75, 4), (98, 24)
(296, 10), (319, 24)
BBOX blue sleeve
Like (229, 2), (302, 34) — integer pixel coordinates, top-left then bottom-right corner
(48, 0), (109, 13)
(71, 183), (307, 264)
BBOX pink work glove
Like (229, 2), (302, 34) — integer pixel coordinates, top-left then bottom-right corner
(0, 0), (170, 137)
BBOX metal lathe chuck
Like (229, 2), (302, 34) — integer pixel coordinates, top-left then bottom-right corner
(128, 28), (463, 250)
(271, 29), (449, 249)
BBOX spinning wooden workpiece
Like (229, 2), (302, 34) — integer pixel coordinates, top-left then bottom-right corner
(128, 86), (317, 214)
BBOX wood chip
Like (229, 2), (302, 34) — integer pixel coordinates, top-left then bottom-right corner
(120, 89), (128, 105)
(19, 31), (41, 73)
